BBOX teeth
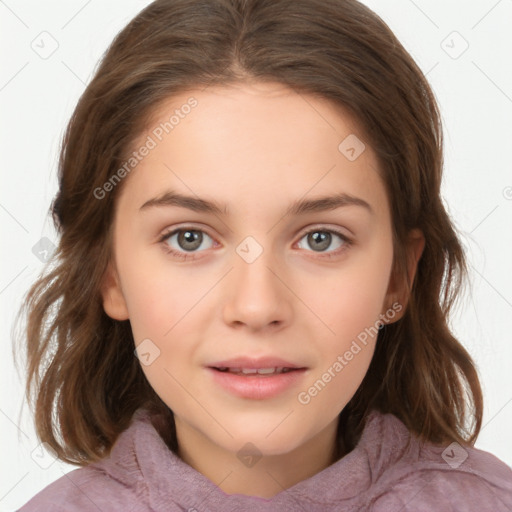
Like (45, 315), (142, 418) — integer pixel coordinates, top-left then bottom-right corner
(215, 367), (296, 375)
(256, 368), (277, 374)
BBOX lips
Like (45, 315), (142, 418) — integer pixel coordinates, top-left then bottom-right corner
(206, 357), (308, 399)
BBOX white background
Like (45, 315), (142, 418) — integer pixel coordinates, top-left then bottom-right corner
(1, 0), (511, 510)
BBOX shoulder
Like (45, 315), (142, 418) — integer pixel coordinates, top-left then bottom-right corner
(16, 464), (146, 512)
(17, 410), (156, 512)
(371, 463), (512, 512)
(367, 420), (512, 511)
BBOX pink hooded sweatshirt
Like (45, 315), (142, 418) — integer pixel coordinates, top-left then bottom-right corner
(18, 408), (512, 511)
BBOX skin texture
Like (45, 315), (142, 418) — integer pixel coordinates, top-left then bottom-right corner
(100, 81), (425, 498)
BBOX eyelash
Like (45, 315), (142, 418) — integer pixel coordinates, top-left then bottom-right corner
(157, 226), (353, 261)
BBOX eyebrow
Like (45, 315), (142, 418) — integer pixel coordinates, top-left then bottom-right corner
(139, 190), (374, 216)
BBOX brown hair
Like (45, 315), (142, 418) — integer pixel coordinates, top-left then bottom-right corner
(14, 0), (483, 465)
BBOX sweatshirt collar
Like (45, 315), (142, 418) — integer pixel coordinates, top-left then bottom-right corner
(96, 407), (412, 511)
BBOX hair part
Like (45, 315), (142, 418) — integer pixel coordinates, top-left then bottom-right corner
(15, 0), (482, 465)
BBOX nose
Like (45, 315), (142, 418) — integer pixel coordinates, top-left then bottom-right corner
(222, 244), (292, 332)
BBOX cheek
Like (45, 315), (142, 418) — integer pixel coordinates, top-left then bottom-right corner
(304, 248), (393, 340)
(118, 257), (199, 408)
(298, 279), (385, 415)
(116, 245), (198, 340)
(117, 252), (212, 401)
(302, 345), (374, 419)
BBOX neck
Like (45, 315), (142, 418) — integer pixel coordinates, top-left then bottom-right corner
(174, 417), (340, 498)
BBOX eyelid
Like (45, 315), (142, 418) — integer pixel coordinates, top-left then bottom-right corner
(295, 223), (351, 239)
(157, 223), (216, 242)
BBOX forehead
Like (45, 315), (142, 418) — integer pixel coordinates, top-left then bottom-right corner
(116, 81), (389, 220)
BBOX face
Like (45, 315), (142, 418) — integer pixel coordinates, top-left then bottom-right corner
(101, 81), (417, 460)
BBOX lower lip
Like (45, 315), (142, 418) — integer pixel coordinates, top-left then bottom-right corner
(207, 368), (307, 400)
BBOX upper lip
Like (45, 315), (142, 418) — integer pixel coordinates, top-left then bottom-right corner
(207, 356), (306, 370)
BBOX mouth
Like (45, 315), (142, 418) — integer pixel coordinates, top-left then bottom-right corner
(207, 355), (307, 375)
(211, 367), (303, 376)
(206, 357), (308, 399)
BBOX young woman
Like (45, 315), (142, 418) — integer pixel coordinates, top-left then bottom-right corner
(16, 0), (512, 510)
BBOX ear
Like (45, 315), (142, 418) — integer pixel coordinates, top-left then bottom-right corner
(382, 228), (425, 324)
(100, 261), (129, 320)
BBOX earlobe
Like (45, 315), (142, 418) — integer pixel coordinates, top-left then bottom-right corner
(100, 261), (129, 320)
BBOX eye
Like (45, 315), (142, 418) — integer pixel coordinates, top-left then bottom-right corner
(158, 227), (215, 260)
(296, 227), (352, 258)
(158, 225), (353, 261)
